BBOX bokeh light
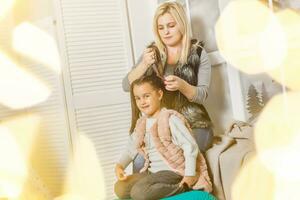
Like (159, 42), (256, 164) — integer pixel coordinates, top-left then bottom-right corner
(0, 114), (40, 198)
(215, 0), (286, 74)
(0, 51), (51, 109)
(255, 92), (300, 179)
(216, 0), (300, 90)
(217, 1), (300, 199)
(1, 114), (40, 160)
(232, 156), (275, 200)
(0, 126), (27, 198)
(0, 0), (15, 19)
(268, 10), (300, 91)
(13, 22), (61, 74)
(57, 134), (106, 200)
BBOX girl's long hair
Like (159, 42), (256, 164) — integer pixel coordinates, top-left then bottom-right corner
(129, 75), (165, 134)
(153, 1), (192, 65)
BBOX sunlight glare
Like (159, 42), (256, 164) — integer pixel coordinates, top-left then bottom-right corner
(0, 0), (15, 19)
(0, 51), (51, 109)
(0, 126), (27, 198)
(215, 0), (287, 74)
(255, 92), (300, 179)
(232, 156), (275, 200)
(13, 22), (61, 74)
(57, 134), (106, 200)
(268, 10), (300, 91)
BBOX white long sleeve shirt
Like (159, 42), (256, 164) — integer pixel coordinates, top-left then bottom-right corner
(118, 115), (199, 176)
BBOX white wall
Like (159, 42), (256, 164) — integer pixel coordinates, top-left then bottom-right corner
(126, 0), (158, 64)
(189, 0), (220, 52)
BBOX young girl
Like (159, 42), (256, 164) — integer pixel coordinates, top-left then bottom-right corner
(115, 75), (212, 200)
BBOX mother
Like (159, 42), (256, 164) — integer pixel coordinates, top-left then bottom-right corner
(122, 1), (213, 152)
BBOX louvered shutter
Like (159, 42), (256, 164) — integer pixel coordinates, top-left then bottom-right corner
(20, 57), (70, 197)
(0, 14), (19, 119)
(54, 0), (133, 199)
(0, 15), (70, 197)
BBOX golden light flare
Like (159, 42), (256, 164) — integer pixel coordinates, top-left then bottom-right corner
(216, 0), (300, 90)
(273, 178), (300, 200)
(220, 2), (300, 191)
(232, 156), (275, 200)
(0, 126), (27, 198)
(232, 155), (300, 200)
(13, 22), (61, 74)
(268, 10), (300, 91)
(232, 92), (300, 199)
(0, 114), (40, 199)
(255, 92), (300, 179)
(0, 51), (51, 109)
(0, 0), (15, 20)
(1, 114), (40, 159)
(57, 134), (106, 200)
(215, 0), (286, 74)
(232, 156), (276, 200)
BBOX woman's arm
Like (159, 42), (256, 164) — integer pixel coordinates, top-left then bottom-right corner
(164, 76), (197, 100)
(164, 49), (211, 104)
(122, 59), (146, 92)
(127, 61), (150, 84)
(122, 48), (156, 92)
(191, 49), (211, 104)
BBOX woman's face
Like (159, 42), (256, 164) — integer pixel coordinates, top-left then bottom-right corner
(157, 13), (182, 47)
(133, 82), (163, 117)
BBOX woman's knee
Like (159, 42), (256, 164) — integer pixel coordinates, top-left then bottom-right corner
(114, 180), (130, 199)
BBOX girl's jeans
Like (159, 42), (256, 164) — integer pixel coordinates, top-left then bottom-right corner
(114, 170), (189, 200)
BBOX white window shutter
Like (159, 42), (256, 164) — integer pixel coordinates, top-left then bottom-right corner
(0, 14), (19, 119)
(18, 57), (71, 198)
(0, 16), (71, 198)
(54, 0), (133, 199)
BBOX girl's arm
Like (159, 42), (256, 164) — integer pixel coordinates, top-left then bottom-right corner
(117, 132), (138, 169)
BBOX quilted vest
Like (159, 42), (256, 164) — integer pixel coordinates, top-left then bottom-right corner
(146, 40), (212, 129)
(134, 108), (212, 192)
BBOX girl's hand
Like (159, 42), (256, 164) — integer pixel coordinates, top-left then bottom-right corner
(115, 164), (127, 181)
(164, 75), (185, 91)
(141, 48), (156, 68)
(179, 175), (199, 188)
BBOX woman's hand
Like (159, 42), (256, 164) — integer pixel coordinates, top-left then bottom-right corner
(179, 175), (199, 188)
(115, 164), (127, 181)
(164, 75), (197, 101)
(141, 48), (156, 68)
(164, 75), (185, 91)
(128, 48), (156, 84)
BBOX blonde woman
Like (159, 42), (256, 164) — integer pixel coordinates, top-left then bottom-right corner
(123, 1), (213, 153)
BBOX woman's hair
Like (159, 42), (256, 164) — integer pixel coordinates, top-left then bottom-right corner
(153, 1), (192, 65)
(129, 75), (165, 134)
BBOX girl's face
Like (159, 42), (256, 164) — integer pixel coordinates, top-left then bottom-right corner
(157, 13), (182, 47)
(133, 82), (163, 117)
